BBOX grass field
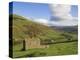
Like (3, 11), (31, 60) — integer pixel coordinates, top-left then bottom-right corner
(13, 41), (78, 58)
(10, 14), (78, 58)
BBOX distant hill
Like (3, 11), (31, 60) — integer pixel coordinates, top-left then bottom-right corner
(50, 26), (78, 34)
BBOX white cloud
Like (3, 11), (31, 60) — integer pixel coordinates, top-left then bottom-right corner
(49, 4), (78, 26)
(32, 17), (77, 26)
(33, 19), (49, 25)
(30, 4), (77, 26)
(49, 4), (72, 20)
(49, 19), (77, 26)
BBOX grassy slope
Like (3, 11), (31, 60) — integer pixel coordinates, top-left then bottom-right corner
(13, 41), (78, 58)
(10, 14), (78, 58)
(12, 14), (66, 42)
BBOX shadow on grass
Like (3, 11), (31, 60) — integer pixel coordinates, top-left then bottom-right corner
(15, 51), (47, 58)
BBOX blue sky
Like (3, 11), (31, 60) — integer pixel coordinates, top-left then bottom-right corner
(71, 5), (78, 17)
(9, 2), (51, 20)
(9, 2), (78, 26)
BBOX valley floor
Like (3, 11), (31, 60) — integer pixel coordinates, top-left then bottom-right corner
(12, 41), (78, 58)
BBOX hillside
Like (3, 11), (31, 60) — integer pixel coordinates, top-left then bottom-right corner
(9, 14), (78, 43)
(9, 14), (78, 58)
(50, 26), (78, 34)
(10, 14), (66, 42)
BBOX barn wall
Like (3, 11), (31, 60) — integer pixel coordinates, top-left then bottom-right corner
(25, 38), (49, 49)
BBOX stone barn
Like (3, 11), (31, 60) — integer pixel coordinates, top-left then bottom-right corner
(22, 38), (49, 50)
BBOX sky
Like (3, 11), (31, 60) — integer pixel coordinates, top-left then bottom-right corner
(9, 2), (78, 26)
